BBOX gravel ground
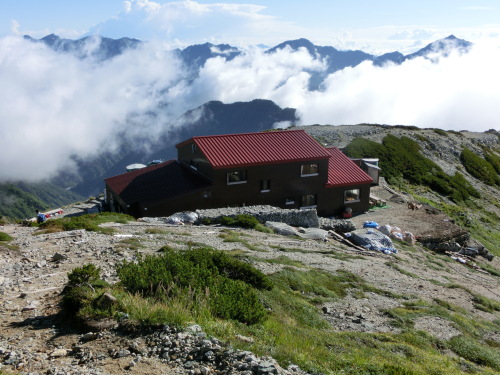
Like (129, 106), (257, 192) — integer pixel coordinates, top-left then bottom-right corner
(1, 199), (499, 373)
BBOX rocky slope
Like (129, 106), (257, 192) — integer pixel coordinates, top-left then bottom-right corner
(1, 190), (499, 373)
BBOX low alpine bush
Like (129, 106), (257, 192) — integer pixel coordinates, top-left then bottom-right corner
(344, 135), (482, 202)
(0, 231), (13, 241)
(116, 247), (270, 324)
(460, 147), (499, 186)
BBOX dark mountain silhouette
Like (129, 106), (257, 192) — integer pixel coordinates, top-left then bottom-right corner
(23, 34), (142, 61)
(372, 51), (406, 66)
(267, 38), (373, 72)
(174, 42), (242, 70)
(405, 35), (472, 60)
(264, 35), (470, 88)
(68, 99), (298, 197)
(25, 33), (472, 74)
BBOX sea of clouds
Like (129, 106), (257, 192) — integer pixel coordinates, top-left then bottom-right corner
(0, 34), (499, 181)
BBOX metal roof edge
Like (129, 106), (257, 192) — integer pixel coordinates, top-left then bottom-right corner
(175, 129), (307, 149)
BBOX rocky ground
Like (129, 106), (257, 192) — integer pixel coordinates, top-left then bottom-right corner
(1, 190), (499, 374)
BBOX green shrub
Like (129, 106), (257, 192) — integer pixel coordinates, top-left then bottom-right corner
(433, 128), (449, 137)
(448, 335), (500, 370)
(63, 264), (110, 315)
(233, 214), (260, 228)
(343, 137), (386, 159)
(0, 232), (13, 241)
(482, 147), (500, 174)
(39, 212), (134, 234)
(414, 134), (430, 143)
(254, 223), (273, 233)
(460, 147), (499, 186)
(220, 214), (261, 229)
(67, 264), (101, 286)
(220, 216), (236, 226)
(200, 217), (212, 225)
(344, 136), (484, 202)
(116, 247), (270, 324)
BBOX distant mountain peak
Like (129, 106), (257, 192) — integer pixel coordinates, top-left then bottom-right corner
(267, 38), (318, 55)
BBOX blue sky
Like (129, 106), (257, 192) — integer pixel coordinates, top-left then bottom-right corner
(1, 0), (500, 53)
(1, 1), (499, 180)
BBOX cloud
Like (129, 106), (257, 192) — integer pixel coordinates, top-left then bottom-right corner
(294, 41), (500, 131)
(89, 0), (301, 47)
(181, 40), (500, 132)
(1, 33), (499, 183)
(0, 36), (191, 181)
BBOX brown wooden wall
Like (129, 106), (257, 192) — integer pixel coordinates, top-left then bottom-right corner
(177, 142), (214, 181)
(112, 143), (372, 218)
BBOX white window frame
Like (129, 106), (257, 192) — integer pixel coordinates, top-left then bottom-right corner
(300, 194), (317, 209)
(285, 197), (295, 205)
(344, 188), (360, 203)
(260, 179), (271, 193)
(300, 163), (319, 177)
(190, 160), (198, 171)
(227, 170), (247, 185)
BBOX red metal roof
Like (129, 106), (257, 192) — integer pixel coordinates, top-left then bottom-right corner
(325, 147), (373, 187)
(105, 160), (211, 205)
(176, 130), (331, 169)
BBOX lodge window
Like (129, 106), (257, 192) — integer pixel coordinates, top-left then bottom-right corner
(285, 197), (295, 205)
(301, 194), (317, 208)
(344, 189), (360, 203)
(190, 160), (198, 170)
(260, 179), (271, 192)
(192, 143), (197, 154)
(301, 163), (319, 176)
(227, 170), (247, 185)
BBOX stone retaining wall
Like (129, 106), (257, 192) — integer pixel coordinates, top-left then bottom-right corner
(196, 205), (320, 228)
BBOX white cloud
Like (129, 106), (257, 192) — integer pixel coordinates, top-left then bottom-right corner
(294, 41), (500, 131)
(1, 33), (499, 183)
(0, 36), (189, 181)
(123, 1), (133, 13)
(89, 0), (302, 47)
(182, 40), (500, 132)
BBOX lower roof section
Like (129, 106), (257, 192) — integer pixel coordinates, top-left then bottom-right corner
(105, 160), (212, 206)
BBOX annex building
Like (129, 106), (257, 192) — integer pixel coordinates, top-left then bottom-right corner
(104, 130), (373, 218)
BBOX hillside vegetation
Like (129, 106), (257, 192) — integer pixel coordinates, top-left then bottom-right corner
(301, 125), (500, 257)
(344, 135), (480, 203)
(0, 181), (84, 220)
(2, 212), (499, 374)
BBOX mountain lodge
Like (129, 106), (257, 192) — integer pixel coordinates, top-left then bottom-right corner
(104, 130), (373, 218)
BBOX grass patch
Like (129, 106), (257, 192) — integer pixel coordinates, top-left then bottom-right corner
(0, 232), (13, 241)
(344, 135), (479, 203)
(269, 245), (310, 253)
(61, 250), (500, 374)
(385, 262), (419, 278)
(461, 147), (499, 186)
(327, 251), (366, 261)
(115, 237), (145, 251)
(448, 335), (500, 371)
(116, 247), (271, 324)
(218, 230), (263, 251)
(144, 228), (169, 235)
(258, 255), (306, 268)
(37, 212), (134, 234)
(471, 294), (500, 313)
(479, 262), (500, 277)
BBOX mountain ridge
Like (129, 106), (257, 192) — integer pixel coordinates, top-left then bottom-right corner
(24, 33), (472, 71)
